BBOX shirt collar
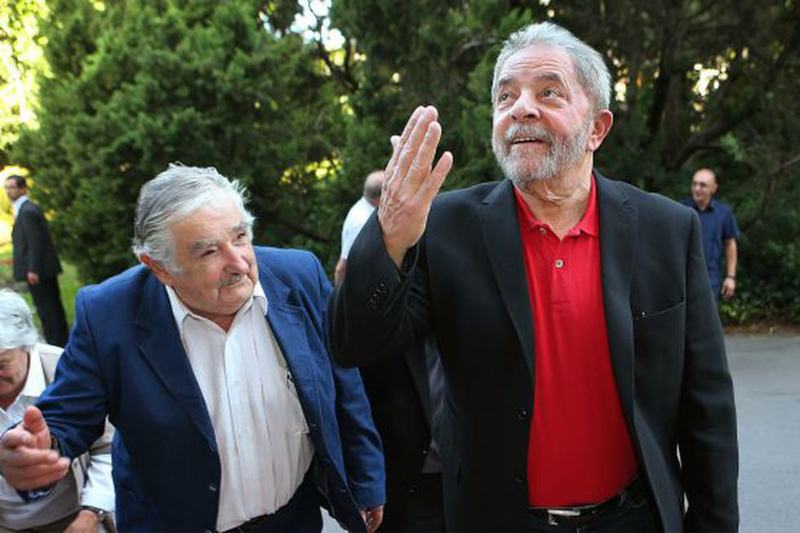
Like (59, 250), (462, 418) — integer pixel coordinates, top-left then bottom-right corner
(513, 174), (600, 237)
(19, 347), (48, 399)
(165, 280), (268, 335)
(11, 195), (28, 218)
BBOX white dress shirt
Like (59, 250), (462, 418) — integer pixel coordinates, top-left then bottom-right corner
(0, 347), (114, 529)
(340, 197), (375, 260)
(166, 282), (314, 531)
(11, 195), (27, 220)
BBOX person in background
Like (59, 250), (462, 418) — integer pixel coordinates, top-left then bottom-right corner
(334, 171), (384, 286)
(0, 289), (114, 532)
(336, 171), (445, 531)
(0, 165), (384, 532)
(681, 168), (740, 300)
(4, 175), (69, 346)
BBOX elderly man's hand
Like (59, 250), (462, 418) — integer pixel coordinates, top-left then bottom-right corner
(64, 509), (100, 533)
(0, 406), (70, 490)
(379, 106), (453, 267)
(360, 505), (384, 533)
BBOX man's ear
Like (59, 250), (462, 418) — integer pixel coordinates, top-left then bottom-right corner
(139, 254), (175, 286)
(587, 110), (614, 152)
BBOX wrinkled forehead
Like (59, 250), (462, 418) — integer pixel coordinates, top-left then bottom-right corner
(499, 44), (578, 82)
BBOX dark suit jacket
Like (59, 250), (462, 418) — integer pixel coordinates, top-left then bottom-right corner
(11, 199), (62, 281)
(330, 174), (738, 532)
(359, 338), (438, 525)
(37, 247), (385, 532)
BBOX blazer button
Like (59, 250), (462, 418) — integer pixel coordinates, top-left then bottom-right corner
(518, 408), (529, 420)
(208, 483), (218, 492)
(514, 476), (525, 486)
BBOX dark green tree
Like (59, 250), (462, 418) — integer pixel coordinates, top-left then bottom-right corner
(14, 0), (346, 281)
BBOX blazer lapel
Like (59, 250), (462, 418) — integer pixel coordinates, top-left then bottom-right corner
(596, 173), (637, 432)
(258, 261), (322, 428)
(478, 179), (535, 377)
(135, 273), (216, 447)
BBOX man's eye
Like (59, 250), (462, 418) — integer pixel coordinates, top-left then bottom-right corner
(201, 249), (217, 258)
(542, 87), (561, 98)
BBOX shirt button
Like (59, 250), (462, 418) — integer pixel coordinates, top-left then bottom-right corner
(538, 227), (547, 235)
(555, 259), (565, 269)
(208, 483), (218, 492)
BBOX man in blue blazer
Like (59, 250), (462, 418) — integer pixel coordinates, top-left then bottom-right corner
(0, 165), (385, 532)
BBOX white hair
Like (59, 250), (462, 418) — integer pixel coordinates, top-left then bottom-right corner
(0, 289), (39, 350)
(491, 21), (611, 112)
(131, 164), (255, 274)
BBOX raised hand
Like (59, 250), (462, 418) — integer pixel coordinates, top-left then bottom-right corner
(0, 406), (70, 490)
(379, 106), (454, 267)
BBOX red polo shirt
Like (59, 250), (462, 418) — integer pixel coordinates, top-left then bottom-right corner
(514, 177), (638, 507)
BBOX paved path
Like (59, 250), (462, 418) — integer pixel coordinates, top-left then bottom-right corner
(325, 334), (800, 532)
(727, 335), (800, 533)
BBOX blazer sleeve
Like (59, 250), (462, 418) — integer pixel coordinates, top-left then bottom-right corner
(679, 212), (739, 531)
(16, 205), (47, 275)
(329, 213), (431, 367)
(313, 254), (385, 509)
(36, 289), (110, 460)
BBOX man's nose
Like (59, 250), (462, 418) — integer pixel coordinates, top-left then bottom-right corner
(511, 90), (541, 122)
(223, 245), (250, 272)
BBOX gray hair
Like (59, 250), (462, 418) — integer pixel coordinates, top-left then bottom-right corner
(0, 289), (39, 351)
(491, 22), (611, 113)
(132, 164), (255, 274)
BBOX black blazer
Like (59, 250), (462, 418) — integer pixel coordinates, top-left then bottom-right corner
(330, 174), (738, 532)
(359, 337), (439, 525)
(11, 200), (62, 281)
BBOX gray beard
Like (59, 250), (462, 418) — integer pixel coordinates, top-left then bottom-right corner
(492, 120), (592, 190)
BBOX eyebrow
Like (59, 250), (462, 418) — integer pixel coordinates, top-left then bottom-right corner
(497, 71), (567, 90)
(188, 222), (251, 255)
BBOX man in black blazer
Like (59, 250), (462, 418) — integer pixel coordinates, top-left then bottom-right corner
(4, 175), (68, 346)
(330, 21), (737, 532)
(359, 337), (445, 532)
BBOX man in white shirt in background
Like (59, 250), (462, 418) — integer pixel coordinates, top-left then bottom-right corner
(0, 165), (384, 532)
(0, 289), (114, 532)
(334, 171), (384, 285)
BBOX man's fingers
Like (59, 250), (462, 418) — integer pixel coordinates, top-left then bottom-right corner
(419, 151), (454, 205)
(393, 107), (438, 190)
(1, 446), (62, 467)
(406, 120), (443, 193)
(3, 459), (69, 490)
(22, 406), (47, 436)
(385, 106), (424, 182)
(1, 427), (33, 449)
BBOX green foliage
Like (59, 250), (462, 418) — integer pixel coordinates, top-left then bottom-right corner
(6, 0), (799, 322)
(15, 0), (346, 281)
(0, 0), (49, 166)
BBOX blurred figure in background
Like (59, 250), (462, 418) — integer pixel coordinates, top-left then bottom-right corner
(681, 168), (740, 300)
(335, 171), (384, 285)
(4, 175), (69, 346)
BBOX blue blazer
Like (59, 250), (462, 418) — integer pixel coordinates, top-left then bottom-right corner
(37, 247), (385, 532)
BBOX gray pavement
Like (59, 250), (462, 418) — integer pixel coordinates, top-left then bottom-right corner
(325, 334), (800, 532)
(727, 334), (800, 533)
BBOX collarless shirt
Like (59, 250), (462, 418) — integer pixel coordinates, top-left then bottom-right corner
(11, 195), (28, 220)
(679, 197), (740, 291)
(166, 282), (313, 531)
(340, 197), (376, 259)
(0, 350), (81, 529)
(514, 176), (638, 507)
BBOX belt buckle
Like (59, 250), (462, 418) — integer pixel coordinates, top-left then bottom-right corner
(547, 508), (581, 526)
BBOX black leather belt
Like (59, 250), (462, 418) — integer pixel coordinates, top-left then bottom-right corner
(528, 475), (647, 526)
